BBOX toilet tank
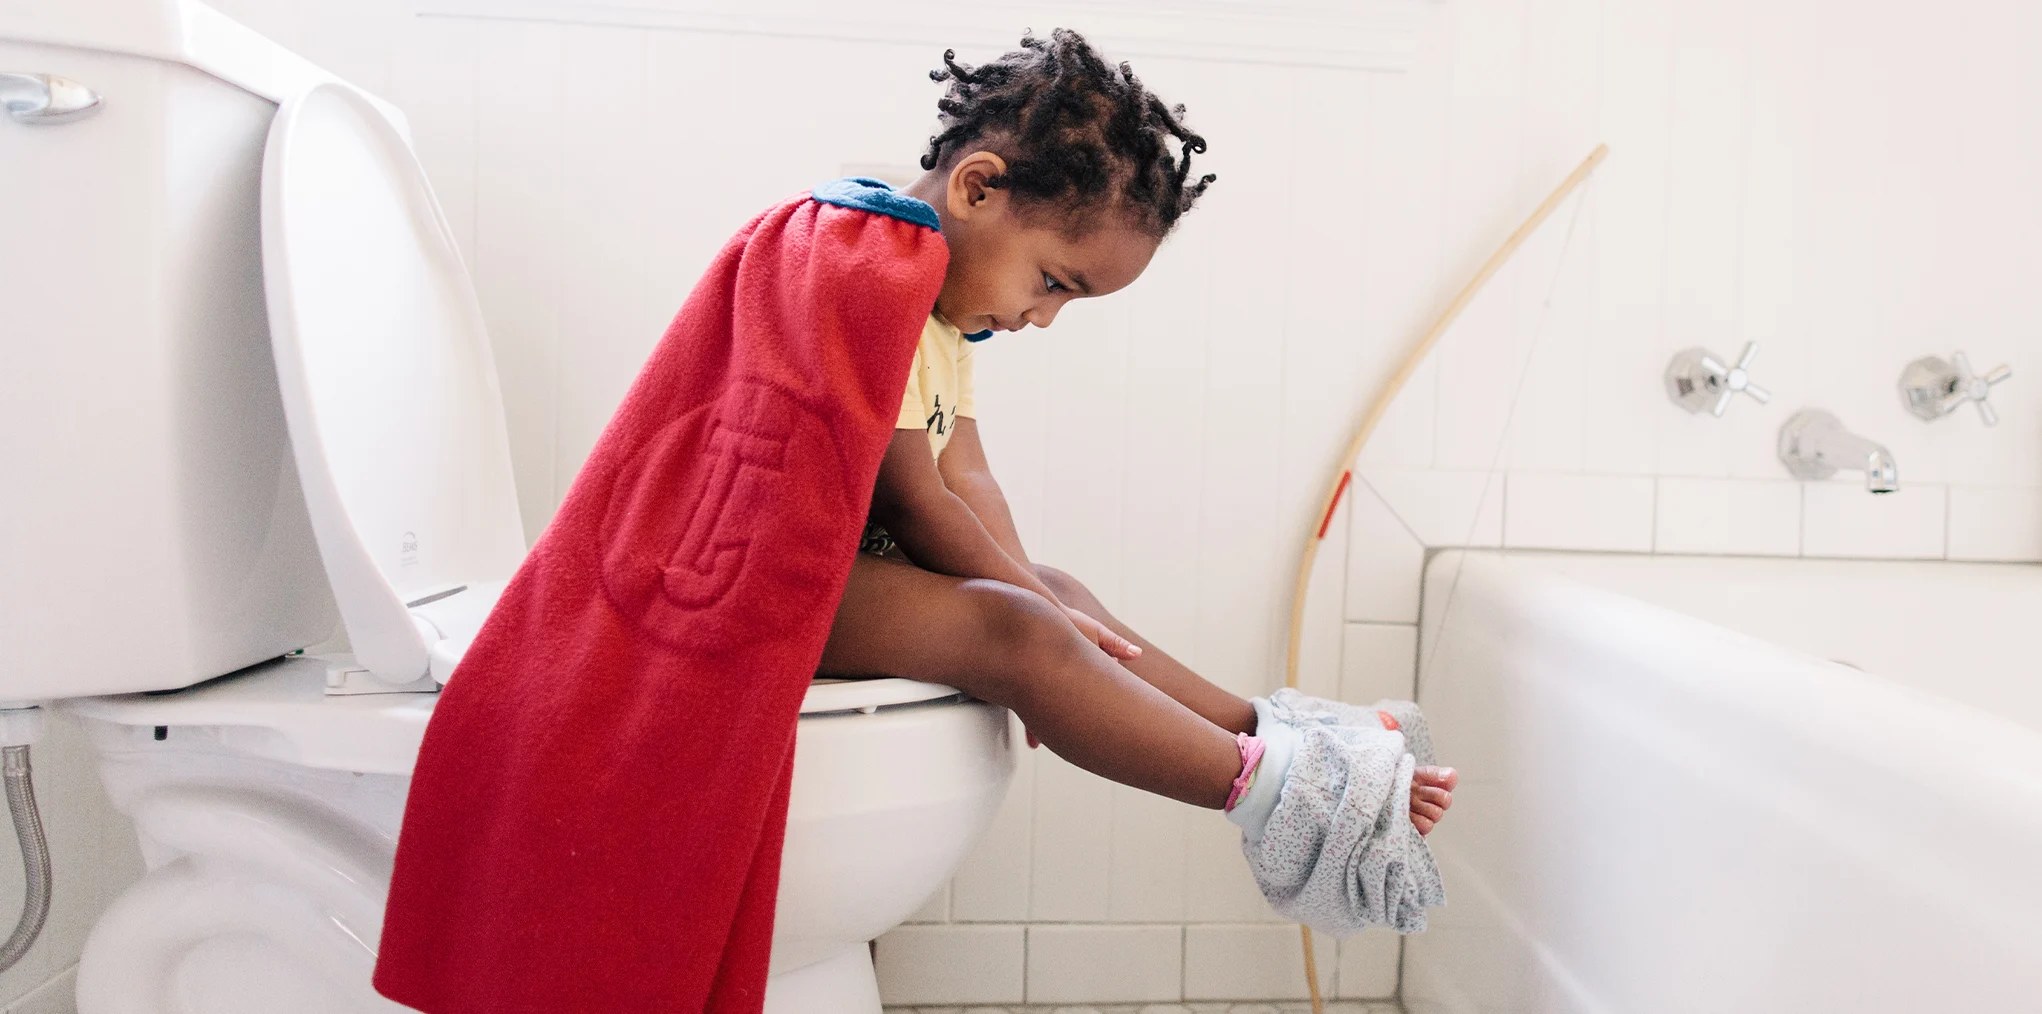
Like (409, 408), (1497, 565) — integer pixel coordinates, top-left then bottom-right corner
(0, 2), (376, 698)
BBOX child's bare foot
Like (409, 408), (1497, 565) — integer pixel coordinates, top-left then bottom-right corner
(1410, 766), (1457, 835)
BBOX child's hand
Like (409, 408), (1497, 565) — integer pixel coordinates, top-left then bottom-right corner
(1062, 606), (1142, 661)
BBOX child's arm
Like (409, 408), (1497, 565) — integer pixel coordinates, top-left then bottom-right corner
(935, 419), (1030, 567)
(871, 428), (1058, 599)
(870, 428), (1136, 658)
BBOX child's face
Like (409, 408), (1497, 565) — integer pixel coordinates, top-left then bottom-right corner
(921, 153), (1160, 335)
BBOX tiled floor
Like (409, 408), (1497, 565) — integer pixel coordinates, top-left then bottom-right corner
(885, 1003), (1401, 1014)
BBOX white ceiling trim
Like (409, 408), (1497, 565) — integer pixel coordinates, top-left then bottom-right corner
(411, 0), (1440, 72)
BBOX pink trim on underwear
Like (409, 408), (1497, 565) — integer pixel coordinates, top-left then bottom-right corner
(1225, 732), (1266, 812)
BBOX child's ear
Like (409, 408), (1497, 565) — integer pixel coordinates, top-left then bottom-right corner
(947, 151), (1010, 221)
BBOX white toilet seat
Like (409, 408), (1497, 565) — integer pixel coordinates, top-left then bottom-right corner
(66, 657), (966, 776)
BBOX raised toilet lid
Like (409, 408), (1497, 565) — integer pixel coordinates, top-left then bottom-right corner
(261, 81), (526, 687)
(130, 80), (967, 772)
(67, 662), (965, 775)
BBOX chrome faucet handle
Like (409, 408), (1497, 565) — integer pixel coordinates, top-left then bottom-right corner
(1899, 351), (2012, 425)
(1666, 341), (1771, 417)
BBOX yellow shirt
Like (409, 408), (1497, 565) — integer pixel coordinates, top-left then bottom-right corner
(897, 313), (977, 461)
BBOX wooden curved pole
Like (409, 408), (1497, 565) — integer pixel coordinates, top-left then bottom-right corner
(1288, 143), (1607, 1013)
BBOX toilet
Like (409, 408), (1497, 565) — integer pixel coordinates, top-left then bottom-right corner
(1, 4), (1013, 1012)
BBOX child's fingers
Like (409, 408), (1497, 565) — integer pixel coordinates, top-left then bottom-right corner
(1411, 810), (1437, 835)
(1414, 765), (1459, 791)
(1410, 797), (1446, 825)
(1100, 629), (1141, 659)
(1064, 607), (1142, 660)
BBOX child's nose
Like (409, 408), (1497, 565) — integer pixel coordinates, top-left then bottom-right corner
(1026, 304), (1060, 329)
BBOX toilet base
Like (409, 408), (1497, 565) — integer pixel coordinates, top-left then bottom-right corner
(764, 945), (882, 1014)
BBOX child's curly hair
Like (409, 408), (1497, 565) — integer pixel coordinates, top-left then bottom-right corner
(922, 29), (1216, 238)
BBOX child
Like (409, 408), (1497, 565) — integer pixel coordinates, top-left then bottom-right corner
(815, 31), (1457, 867)
(381, 34), (1452, 1014)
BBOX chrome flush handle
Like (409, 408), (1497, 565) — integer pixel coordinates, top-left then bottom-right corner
(1899, 351), (2012, 425)
(0, 73), (102, 124)
(1665, 341), (1772, 417)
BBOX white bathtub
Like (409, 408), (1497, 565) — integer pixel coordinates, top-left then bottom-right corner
(1403, 550), (2042, 1014)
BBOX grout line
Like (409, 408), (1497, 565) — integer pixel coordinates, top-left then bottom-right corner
(1649, 475), (1660, 552)
(1942, 484), (1952, 559)
(1796, 480), (1806, 557)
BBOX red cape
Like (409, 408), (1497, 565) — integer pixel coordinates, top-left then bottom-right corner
(375, 182), (947, 1013)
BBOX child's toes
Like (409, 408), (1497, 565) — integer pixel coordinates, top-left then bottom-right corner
(1410, 794), (1446, 834)
(1414, 784), (1453, 813)
(1409, 781), (1453, 837)
(1415, 765), (1459, 791)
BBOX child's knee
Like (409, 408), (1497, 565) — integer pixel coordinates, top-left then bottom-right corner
(1032, 564), (1092, 610)
(956, 580), (1079, 683)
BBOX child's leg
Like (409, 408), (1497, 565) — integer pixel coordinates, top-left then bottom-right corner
(1032, 564), (1257, 736)
(819, 554), (1242, 809)
(1036, 564), (1458, 837)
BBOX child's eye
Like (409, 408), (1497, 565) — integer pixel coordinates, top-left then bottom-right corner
(1042, 272), (1067, 293)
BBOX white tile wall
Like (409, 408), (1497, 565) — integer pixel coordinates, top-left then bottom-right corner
(875, 925), (1027, 1006)
(1947, 487), (2042, 563)
(1359, 471), (1505, 549)
(951, 729), (1034, 921)
(1182, 924), (1336, 1002)
(182, 0), (2042, 1008)
(1335, 931), (1402, 1000)
(1181, 817), (1285, 925)
(1339, 624), (1419, 705)
(1802, 482), (1948, 560)
(1342, 480), (1426, 624)
(1030, 754), (1115, 922)
(1025, 925), (1184, 1004)
(0, 717), (143, 1009)
(6, 966), (75, 1014)
(904, 883), (950, 925)
(1503, 474), (1657, 551)
(1109, 783), (1191, 923)
(1653, 478), (1802, 556)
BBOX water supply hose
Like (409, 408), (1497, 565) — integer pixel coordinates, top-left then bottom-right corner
(0, 745), (50, 974)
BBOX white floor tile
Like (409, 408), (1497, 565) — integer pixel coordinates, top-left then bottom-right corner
(1503, 473), (1656, 551)
(1947, 486), (2042, 562)
(874, 924), (1026, 1006)
(1801, 481), (1947, 559)
(1653, 477), (1801, 556)
(1026, 925), (1183, 1004)
(1182, 924), (1333, 1001)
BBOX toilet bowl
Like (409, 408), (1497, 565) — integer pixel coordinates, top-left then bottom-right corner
(66, 663), (1013, 1014)
(2, 4), (1013, 1010)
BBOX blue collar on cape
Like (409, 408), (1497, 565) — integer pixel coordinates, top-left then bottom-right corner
(810, 176), (996, 343)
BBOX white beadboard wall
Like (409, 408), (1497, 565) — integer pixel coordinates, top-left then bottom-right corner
(190, 0), (2042, 1007)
